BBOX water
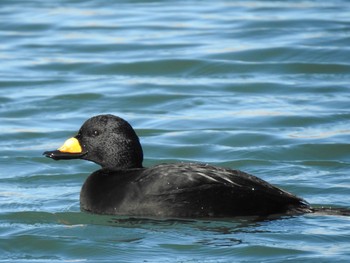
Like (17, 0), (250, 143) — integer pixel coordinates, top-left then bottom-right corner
(1, 0), (350, 261)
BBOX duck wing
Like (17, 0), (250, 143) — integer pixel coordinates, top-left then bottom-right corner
(127, 163), (310, 217)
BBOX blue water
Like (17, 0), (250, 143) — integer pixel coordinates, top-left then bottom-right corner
(1, 0), (350, 262)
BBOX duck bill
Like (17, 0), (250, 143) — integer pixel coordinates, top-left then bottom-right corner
(43, 137), (86, 160)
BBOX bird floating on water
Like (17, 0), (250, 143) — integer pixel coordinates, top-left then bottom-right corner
(44, 114), (348, 218)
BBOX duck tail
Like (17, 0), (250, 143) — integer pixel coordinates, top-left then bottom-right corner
(310, 206), (350, 216)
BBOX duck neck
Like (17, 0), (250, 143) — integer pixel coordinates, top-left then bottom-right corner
(100, 146), (144, 170)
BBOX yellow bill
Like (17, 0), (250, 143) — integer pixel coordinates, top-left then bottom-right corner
(58, 137), (82, 153)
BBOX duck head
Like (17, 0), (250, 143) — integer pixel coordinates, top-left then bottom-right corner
(43, 114), (143, 169)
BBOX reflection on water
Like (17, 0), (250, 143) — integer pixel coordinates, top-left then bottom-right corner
(1, 0), (350, 262)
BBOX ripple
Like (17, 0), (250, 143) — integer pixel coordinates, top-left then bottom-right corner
(1, 0), (350, 262)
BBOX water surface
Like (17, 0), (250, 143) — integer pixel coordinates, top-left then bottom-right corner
(1, 0), (350, 262)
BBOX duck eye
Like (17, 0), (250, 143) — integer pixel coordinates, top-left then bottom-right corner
(76, 132), (82, 139)
(92, 130), (100, 137)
